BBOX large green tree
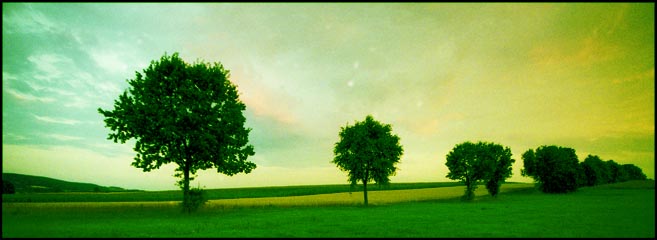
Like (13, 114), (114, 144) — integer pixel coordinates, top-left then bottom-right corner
(332, 115), (403, 206)
(521, 145), (579, 193)
(98, 53), (255, 212)
(446, 142), (481, 200)
(479, 143), (515, 197)
(445, 141), (514, 200)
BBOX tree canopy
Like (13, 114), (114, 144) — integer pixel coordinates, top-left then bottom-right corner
(521, 145), (579, 193)
(445, 141), (514, 200)
(98, 52), (255, 212)
(480, 143), (515, 197)
(579, 154), (647, 187)
(332, 115), (403, 206)
(622, 164), (647, 181)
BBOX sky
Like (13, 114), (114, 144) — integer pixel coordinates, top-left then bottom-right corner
(2, 3), (654, 191)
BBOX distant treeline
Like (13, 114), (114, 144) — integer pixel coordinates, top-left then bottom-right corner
(521, 145), (648, 194)
(1, 173), (142, 194)
(443, 141), (650, 199)
(577, 154), (647, 187)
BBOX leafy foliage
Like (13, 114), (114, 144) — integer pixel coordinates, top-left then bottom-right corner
(521, 145), (579, 193)
(445, 142), (482, 200)
(606, 160), (624, 183)
(332, 115), (403, 206)
(445, 141), (514, 200)
(579, 154), (647, 187)
(580, 155), (609, 186)
(622, 164), (647, 181)
(480, 143), (514, 197)
(98, 53), (255, 212)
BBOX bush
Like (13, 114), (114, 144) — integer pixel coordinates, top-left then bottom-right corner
(181, 187), (207, 213)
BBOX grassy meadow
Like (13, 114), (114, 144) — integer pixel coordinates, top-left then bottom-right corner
(2, 181), (654, 238)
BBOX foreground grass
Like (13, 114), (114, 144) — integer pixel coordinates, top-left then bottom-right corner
(2, 181), (654, 238)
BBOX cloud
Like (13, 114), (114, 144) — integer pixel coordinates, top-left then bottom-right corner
(27, 53), (73, 82)
(529, 36), (621, 71)
(2, 3), (61, 34)
(3, 133), (29, 141)
(596, 3), (628, 36)
(528, 5), (631, 73)
(23, 80), (46, 91)
(2, 71), (18, 81)
(62, 95), (91, 109)
(230, 64), (299, 126)
(89, 49), (129, 74)
(45, 134), (83, 141)
(399, 112), (466, 137)
(5, 88), (56, 103)
(613, 68), (655, 84)
(33, 114), (81, 125)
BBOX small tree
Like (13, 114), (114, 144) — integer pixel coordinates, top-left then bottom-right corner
(98, 53), (255, 213)
(522, 145), (579, 193)
(446, 141), (514, 200)
(332, 115), (403, 206)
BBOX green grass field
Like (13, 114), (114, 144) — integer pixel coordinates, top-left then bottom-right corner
(2, 180), (654, 238)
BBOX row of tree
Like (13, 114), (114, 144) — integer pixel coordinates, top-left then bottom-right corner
(522, 145), (647, 193)
(99, 53), (648, 211)
(578, 154), (647, 187)
(333, 117), (648, 204)
(446, 143), (648, 199)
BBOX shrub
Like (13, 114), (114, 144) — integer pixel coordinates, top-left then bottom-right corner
(181, 187), (207, 213)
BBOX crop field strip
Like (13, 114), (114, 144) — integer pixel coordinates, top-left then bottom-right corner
(2, 183), (534, 211)
(1, 181), (485, 203)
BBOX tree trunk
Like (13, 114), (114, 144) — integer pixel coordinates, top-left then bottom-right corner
(465, 177), (474, 201)
(183, 165), (190, 211)
(363, 180), (368, 206)
(363, 166), (369, 206)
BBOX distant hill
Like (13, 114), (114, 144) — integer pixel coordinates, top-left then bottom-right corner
(2, 173), (140, 193)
